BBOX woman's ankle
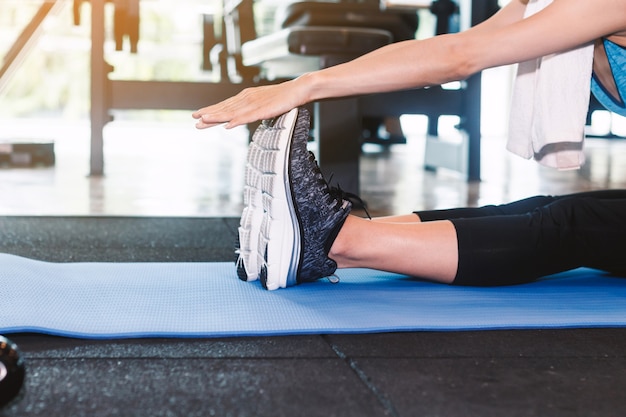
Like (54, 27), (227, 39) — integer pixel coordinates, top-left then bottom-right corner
(327, 215), (361, 268)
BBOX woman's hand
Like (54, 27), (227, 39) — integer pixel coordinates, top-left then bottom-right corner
(192, 78), (307, 129)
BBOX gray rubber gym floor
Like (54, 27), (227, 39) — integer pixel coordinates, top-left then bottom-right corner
(1, 216), (625, 416)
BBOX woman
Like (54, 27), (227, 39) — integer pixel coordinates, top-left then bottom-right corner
(192, 0), (626, 289)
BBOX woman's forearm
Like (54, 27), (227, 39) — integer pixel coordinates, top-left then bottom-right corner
(193, 31), (491, 129)
(297, 0), (531, 103)
(300, 34), (477, 103)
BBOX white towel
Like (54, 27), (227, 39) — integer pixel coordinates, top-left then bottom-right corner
(507, 0), (594, 170)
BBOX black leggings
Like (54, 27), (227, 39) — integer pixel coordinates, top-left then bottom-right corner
(417, 190), (626, 286)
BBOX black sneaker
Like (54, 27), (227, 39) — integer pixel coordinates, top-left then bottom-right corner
(258, 107), (352, 290)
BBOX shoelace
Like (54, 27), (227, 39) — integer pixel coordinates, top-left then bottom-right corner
(306, 152), (372, 220)
(329, 185), (371, 220)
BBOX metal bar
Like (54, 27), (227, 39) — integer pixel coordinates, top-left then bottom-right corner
(462, 0), (501, 181)
(109, 80), (262, 111)
(0, 0), (58, 94)
(315, 99), (361, 195)
(462, 73), (481, 181)
(90, 0), (107, 176)
(359, 87), (463, 117)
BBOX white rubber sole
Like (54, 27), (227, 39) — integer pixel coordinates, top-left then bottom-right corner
(255, 108), (301, 291)
(235, 140), (264, 281)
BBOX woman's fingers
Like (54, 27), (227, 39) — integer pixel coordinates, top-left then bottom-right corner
(192, 81), (303, 129)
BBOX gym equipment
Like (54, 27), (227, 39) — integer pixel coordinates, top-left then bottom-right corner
(0, 336), (25, 408)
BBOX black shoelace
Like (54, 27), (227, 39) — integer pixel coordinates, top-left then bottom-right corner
(329, 185), (371, 220)
(306, 151), (371, 219)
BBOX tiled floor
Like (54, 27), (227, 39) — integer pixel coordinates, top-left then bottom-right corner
(1, 116), (626, 217)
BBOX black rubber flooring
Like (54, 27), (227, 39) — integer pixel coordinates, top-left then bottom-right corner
(1, 216), (625, 417)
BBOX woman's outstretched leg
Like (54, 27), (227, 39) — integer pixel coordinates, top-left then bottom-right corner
(329, 192), (626, 286)
(371, 195), (562, 224)
(417, 190), (626, 222)
(330, 215), (458, 283)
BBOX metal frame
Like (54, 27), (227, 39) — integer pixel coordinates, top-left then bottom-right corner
(87, 0), (495, 186)
(0, 0), (62, 95)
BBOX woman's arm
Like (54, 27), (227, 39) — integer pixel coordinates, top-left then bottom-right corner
(193, 0), (626, 129)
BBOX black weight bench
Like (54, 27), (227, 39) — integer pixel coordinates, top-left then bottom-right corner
(242, 26), (392, 79)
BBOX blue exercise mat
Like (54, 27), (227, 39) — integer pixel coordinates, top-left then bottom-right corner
(1, 253), (625, 339)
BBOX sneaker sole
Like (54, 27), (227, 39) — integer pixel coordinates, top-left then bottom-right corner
(255, 108), (302, 290)
(235, 140), (265, 281)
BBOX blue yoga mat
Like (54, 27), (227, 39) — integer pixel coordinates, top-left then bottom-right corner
(1, 254), (625, 339)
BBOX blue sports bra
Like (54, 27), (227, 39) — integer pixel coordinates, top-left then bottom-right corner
(591, 38), (626, 117)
